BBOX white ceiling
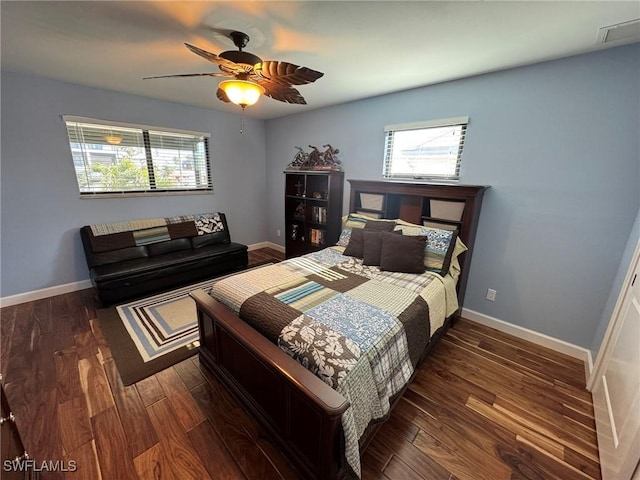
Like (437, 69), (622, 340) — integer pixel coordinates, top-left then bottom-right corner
(1, 1), (639, 120)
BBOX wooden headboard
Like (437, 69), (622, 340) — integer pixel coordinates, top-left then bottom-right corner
(347, 179), (489, 310)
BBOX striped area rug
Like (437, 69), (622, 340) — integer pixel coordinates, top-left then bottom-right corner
(116, 278), (218, 363)
(98, 263), (272, 385)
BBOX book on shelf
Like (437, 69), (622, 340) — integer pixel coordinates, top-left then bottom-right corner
(311, 206), (327, 224)
(310, 228), (325, 246)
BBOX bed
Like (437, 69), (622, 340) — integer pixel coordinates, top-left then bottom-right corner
(191, 180), (488, 479)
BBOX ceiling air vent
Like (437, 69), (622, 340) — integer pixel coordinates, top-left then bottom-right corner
(597, 19), (640, 45)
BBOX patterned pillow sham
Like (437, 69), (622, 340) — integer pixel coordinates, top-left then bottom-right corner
(336, 228), (353, 247)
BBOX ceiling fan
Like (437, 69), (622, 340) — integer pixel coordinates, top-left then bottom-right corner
(144, 31), (324, 109)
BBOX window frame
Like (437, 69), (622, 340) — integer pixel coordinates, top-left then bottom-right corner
(62, 115), (213, 197)
(382, 116), (469, 182)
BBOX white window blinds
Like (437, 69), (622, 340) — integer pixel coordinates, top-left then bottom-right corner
(383, 116), (468, 181)
(63, 116), (212, 195)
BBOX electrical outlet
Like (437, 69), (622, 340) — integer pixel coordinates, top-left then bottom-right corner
(486, 288), (497, 301)
(277, 229), (281, 237)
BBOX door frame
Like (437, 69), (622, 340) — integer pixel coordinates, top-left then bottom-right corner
(588, 237), (640, 391)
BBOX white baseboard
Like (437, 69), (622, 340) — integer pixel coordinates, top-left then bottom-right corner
(0, 280), (94, 308)
(461, 308), (593, 382)
(248, 241), (285, 253)
(1, 242), (286, 308)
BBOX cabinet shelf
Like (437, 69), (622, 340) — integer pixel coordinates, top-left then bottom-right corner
(285, 195), (329, 202)
(285, 171), (343, 258)
(421, 216), (463, 225)
(356, 207), (384, 214)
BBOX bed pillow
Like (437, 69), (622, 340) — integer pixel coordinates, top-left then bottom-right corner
(343, 227), (365, 258)
(379, 233), (427, 274)
(335, 228), (353, 247)
(336, 214), (366, 246)
(364, 220), (396, 232)
(362, 230), (385, 266)
(362, 230), (403, 266)
(337, 213), (395, 246)
(394, 222), (463, 275)
(342, 213), (369, 230)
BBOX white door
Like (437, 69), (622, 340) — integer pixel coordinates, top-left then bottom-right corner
(590, 239), (640, 480)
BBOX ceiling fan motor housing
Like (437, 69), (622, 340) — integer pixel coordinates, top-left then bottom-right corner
(220, 50), (262, 67)
(220, 31), (262, 67)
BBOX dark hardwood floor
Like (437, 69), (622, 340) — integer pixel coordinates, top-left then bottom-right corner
(0, 247), (600, 479)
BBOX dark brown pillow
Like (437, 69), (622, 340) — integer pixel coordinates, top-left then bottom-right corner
(343, 227), (365, 258)
(364, 220), (396, 232)
(362, 230), (385, 266)
(379, 233), (427, 274)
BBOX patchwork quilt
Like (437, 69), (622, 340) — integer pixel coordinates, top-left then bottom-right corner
(210, 247), (457, 477)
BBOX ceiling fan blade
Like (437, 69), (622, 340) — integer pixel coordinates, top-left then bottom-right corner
(143, 72), (232, 80)
(184, 43), (245, 74)
(216, 88), (231, 103)
(255, 79), (307, 105)
(254, 61), (323, 86)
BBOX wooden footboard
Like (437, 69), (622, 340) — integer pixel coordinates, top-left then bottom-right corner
(191, 288), (456, 480)
(190, 289), (351, 480)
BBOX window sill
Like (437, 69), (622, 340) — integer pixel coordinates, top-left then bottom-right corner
(79, 190), (213, 199)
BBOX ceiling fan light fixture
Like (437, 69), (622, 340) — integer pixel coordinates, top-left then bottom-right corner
(220, 79), (265, 108)
(144, 31), (323, 107)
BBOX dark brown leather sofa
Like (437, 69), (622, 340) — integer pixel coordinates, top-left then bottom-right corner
(80, 213), (247, 306)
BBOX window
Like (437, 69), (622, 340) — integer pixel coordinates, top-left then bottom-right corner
(383, 116), (468, 181)
(63, 116), (212, 196)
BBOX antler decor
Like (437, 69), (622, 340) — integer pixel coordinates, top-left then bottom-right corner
(286, 145), (342, 171)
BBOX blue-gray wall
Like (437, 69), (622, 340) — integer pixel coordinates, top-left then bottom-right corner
(2, 45), (638, 350)
(591, 208), (640, 358)
(265, 44), (640, 348)
(1, 72), (267, 297)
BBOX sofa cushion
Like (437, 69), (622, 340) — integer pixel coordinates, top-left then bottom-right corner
(91, 242), (248, 284)
(85, 246), (149, 268)
(191, 231), (230, 248)
(147, 238), (192, 256)
(94, 249), (248, 305)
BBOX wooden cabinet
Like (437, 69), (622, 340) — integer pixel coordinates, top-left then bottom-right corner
(284, 171), (344, 258)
